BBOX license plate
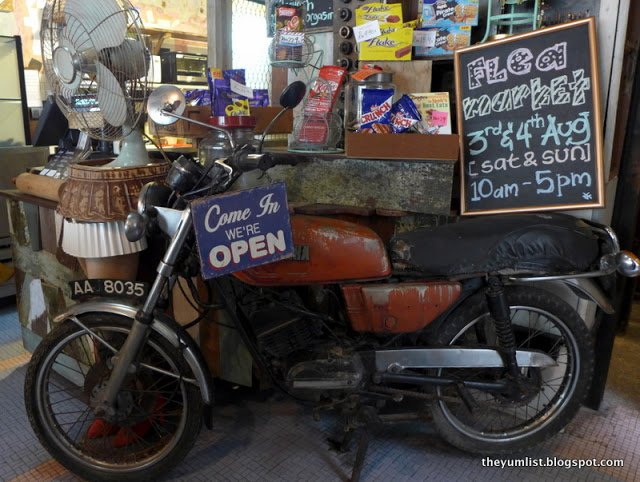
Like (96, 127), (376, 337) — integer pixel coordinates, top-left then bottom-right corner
(69, 279), (149, 301)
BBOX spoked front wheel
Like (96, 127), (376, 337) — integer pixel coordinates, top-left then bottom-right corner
(430, 286), (594, 454)
(24, 314), (202, 481)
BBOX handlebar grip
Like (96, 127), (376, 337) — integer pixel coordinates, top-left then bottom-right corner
(235, 152), (300, 171)
(235, 153), (267, 171)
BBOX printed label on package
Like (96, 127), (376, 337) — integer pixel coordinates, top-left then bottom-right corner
(422, 0), (479, 27)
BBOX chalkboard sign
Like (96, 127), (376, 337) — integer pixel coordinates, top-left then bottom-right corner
(455, 18), (604, 215)
(303, 0), (333, 32)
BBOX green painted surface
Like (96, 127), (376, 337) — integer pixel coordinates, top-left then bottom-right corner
(267, 157), (455, 215)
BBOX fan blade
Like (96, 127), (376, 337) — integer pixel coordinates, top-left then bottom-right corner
(64, 0), (128, 51)
(100, 39), (148, 80)
(96, 61), (128, 127)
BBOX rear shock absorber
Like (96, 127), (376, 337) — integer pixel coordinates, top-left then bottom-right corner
(485, 276), (520, 378)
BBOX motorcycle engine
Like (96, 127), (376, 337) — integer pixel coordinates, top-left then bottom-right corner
(251, 304), (322, 358)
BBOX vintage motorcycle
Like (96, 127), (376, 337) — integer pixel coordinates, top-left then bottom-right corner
(24, 82), (640, 481)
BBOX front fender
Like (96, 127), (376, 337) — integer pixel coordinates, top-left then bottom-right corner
(53, 299), (214, 407)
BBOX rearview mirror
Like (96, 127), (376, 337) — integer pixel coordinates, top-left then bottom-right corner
(279, 81), (306, 110)
(147, 85), (186, 125)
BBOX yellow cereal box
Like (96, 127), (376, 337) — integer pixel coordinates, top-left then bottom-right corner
(359, 27), (413, 61)
(355, 2), (403, 26)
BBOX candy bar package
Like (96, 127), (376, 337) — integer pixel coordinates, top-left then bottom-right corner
(379, 20), (421, 36)
(409, 92), (451, 134)
(276, 4), (304, 31)
(223, 69), (246, 84)
(414, 25), (471, 56)
(297, 66), (347, 146)
(422, 0), (479, 27)
(207, 68), (222, 106)
(211, 79), (250, 116)
(358, 88), (394, 133)
(297, 113), (331, 145)
(273, 4), (305, 62)
(389, 95), (422, 133)
(249, 89), (270, 108)
(355, 2), (403, 25)
(359, 27), (413, 61)
(303, 66), (347, 115)
(209, 68), (251, 116)
(185, 89), (210, 106)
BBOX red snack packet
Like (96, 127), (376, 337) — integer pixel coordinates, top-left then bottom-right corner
(303, 66), (347, 115)
(276, 5), (304, 31)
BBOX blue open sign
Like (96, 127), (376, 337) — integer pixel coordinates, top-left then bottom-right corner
(191, 183), (294, 279)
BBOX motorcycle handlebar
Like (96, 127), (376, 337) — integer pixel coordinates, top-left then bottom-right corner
(234, 152), (300, 172)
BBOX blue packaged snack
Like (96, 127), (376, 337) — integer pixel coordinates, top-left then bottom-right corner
(185, 89), (210, 106)
(212, 79), (232, 116)
(250, 89), (270, 107)
(358, 88), (394, 133)
(212, 79), (251, 116)
(389, 95), (422, 133)
(223, 69), (246, 85)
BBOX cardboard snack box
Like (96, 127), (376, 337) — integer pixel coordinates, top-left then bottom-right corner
(345, 132), (459, 161)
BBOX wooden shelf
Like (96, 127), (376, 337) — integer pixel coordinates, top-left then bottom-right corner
(142, 27), (207, 55)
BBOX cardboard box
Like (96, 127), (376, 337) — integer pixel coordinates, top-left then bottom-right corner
(422, 0), (480, 27)
(345, 132), (459, 161)
(414, 26), (471, 56)
(252, 107), (293, 134)
(147, 106), (211, 138)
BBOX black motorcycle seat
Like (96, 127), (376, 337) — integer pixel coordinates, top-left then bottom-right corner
(389, 213), (601, 277)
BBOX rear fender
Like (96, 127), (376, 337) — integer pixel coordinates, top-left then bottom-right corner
(510, 278), (614, 315)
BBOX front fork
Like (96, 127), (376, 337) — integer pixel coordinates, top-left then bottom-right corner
(96, 208), (194, 420)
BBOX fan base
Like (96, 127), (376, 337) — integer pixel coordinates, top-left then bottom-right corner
(58, 160), (169, 222)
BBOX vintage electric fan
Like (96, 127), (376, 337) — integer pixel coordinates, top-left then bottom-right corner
(40, 0), (168, 279)
(41, 0), (150, 167)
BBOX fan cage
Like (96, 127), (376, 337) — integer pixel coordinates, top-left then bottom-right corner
(41, 0), (149, 141)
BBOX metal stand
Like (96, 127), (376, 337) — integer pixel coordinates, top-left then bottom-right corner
(327, 406), (378, 482)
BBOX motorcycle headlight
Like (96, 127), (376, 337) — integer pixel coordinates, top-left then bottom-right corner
(166, 156), (204, 194)
(137, 182), (172, 215)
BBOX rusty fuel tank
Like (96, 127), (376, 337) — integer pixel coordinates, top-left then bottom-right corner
(233, 215), (391, 286)
(342, 282), (462, 333)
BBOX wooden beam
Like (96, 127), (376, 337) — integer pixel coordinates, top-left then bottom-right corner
(207, 0), (232, 69)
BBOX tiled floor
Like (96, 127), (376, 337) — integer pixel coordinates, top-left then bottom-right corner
(1, 299), (639, 481)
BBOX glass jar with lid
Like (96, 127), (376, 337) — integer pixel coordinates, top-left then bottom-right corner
(345, 71), (395, 131)
(198, 116), (257, 166)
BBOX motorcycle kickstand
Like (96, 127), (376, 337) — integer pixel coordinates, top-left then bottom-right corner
(327, 429), (355, 454)
(350, 427), (371, 482)
(327, 406), (377, 481)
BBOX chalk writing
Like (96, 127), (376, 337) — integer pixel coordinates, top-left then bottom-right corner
(456, 19), (603, 213)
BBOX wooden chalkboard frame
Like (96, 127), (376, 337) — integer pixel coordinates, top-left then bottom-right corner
(454, 18), (604, 215)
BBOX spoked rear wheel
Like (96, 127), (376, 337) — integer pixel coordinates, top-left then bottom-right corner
(430, 286), (594, 454)
(24, 314), (202, 481)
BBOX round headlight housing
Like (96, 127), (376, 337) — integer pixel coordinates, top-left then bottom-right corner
(166, 156), (204, 194)
(138, 182), (172, 215)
